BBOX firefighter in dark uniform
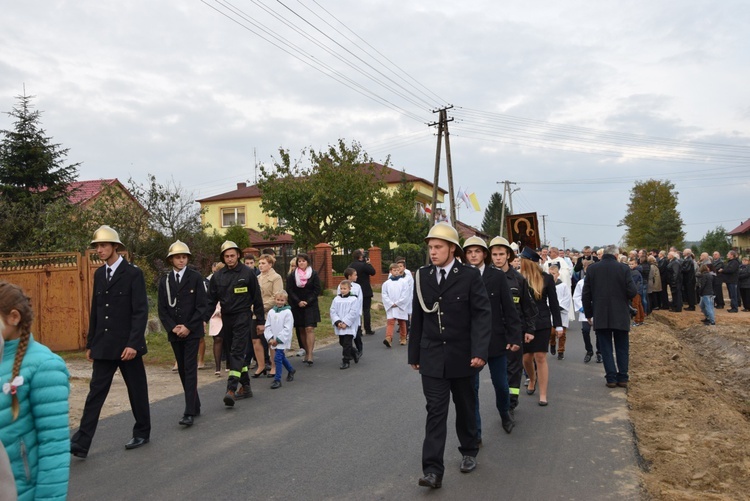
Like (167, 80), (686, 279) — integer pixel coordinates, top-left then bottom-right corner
(408, 223), (492, 489)
(157, 240), (208, 426)
(489, 236), (538, 415)
(205, 241), (265, 406)
(462, 236), (522, 440)
(71, 225), (151, 458)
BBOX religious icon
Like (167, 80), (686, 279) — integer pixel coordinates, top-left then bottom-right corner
(506, 212), (540, 251)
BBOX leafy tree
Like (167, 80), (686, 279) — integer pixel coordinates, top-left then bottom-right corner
(257, 139), (417, 250)
(481, 192), (511, 237)
(223, 224), (251, 251)
(699, 226), (731, 255)
(0, 92), (79, 251)
(621, 179), (685, 249)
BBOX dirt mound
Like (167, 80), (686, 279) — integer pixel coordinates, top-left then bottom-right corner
(629, 308), (750, 500)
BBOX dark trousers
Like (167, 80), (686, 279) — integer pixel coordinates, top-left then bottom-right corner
(506, 346), (524, 409)
(339, 334), (355, 361)
(223, 312), (251, 391)
(714, 276), (725, 307)
(354, 330), (363, 354)
(727, 283), (740, 310)
(683, 277), (696, 308)
(741, 287), (750, 310)
(581, 320), (600, 355)
(171, 337), (201, 416)
(595, 329), (629, 383)
(659, 288), (669, 311)
(421, 374), (478, 476)
(473, 355), (509, 440)
(72, 356), (151, 450)
(362, 296), (373, 334)
(670, 283), (683, 311)
(649, 291), (662, 310)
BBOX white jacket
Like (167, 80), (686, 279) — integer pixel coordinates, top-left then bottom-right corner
(554, 280), (571, 328)
(336, 282), (363, 333)
(382, 276), (410, 320)
(330, 294), (360, 336)
(264, 307), (294, 349)
(572, 277), (588, 322)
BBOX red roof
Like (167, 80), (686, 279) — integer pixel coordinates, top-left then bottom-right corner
(196, 164), (446, 203)
(455, 220), (489, 240)
(67, 179), (120, 204)
(728, 219), (750, 235)
(246, 228), (295, 247)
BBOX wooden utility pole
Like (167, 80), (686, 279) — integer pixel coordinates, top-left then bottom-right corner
(428, 106), (455, 226)
(497, 180), (518, 239)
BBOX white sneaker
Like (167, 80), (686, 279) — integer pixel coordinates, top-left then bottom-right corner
(296, 348), (306, 357)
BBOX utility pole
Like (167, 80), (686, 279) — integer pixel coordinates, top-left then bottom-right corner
(497, 180), (518, 239)
(427, 106), (455, 226)
(561, 236), (567, 251)
(541, 215), (548, 247)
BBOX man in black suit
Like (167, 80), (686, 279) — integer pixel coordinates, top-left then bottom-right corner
(158, 240), (208, 427)
(408, 223), (492, 489)
(71, 225), (151, 458)
(463, 237), (522, 439)
(349, 249), (376, 335)
(582, 245), (637, 389)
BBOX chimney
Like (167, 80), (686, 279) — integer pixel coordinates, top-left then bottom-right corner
(237, 182), (246, 189)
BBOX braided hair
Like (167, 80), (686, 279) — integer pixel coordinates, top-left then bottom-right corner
(0, 282), (33, 420)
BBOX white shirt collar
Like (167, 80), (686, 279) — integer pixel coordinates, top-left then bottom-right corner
(107, 255), (124, 275)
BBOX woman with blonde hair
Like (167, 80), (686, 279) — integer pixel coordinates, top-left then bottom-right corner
(518, 249), (563, 406)
(0, 282), (70, 499)
(254, 254), (284, 377)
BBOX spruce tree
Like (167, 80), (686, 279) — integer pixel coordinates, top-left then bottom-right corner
(481, 192), (511, 237)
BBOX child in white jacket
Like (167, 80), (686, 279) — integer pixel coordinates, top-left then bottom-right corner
(381, 262), (410, 347)
(338, 268), (363, 357)
(331, 281), (361, 370)
(264, 291), (296, 389)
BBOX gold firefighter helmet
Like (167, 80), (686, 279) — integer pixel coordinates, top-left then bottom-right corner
(425, 222), (463, 258)
(489, 236), (516, 260)
(219, 240), (241, 263)
(90, 225), (124, 247)
(167, 240), (191, 258)
(462, 236), (488, 252)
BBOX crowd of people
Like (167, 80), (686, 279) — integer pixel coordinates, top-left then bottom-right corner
(2, 220), (749, 498)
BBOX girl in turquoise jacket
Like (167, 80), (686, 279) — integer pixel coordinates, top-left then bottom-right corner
(0, 282), (70, 501)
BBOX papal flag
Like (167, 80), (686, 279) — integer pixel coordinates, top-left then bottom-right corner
(469, 193), (481, 212)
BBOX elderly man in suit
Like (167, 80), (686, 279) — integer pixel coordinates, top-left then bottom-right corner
(408, 223), (492, 489)
(71, 225), (151, 458)
(582, 245), (638, 388)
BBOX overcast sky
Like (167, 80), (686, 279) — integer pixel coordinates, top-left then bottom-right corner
(2, 1), (749, 250)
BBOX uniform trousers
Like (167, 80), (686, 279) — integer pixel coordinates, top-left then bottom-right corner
(421, 374), (479, 475)
(506, 347), (524, 409)
(362, 296), (373, 333)
(72, 356), (151, 450)
(473, 355), (509, 440)
(222, 311), (251, 391)
(171, 337), (201, 416)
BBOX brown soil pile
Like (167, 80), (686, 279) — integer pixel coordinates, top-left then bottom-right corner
(629, 307), (750, 500)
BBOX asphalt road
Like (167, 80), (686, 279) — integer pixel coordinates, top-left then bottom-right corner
(69, 321), (643, 500)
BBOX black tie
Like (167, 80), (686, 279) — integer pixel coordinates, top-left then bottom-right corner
(107, 267), (112, 282)
(439, 268), (446, 285)
(174, 271), (180, 285)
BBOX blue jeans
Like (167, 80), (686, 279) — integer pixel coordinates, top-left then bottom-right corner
(640, 284), (649, 313)
(699, 295), (715, 323)
(595, 329), (629, 383)
(273, 349), (295, 382)
(727, 283), (740, 310)
(473, 354), (509, 439)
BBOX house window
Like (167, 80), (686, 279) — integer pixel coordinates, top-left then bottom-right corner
(221, 207), (246, 227)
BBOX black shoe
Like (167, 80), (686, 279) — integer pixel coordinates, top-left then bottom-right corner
(526, 383), (536, 395)
(584, 352), (593, 363)
(685, 307), (695, 311)
(418, 473), (443, 489)
(365, 331), (375, 336)
(223, 390), (235, 407)
(557, 352), (564, 360)
(179, 415), (194, 426)
(459, 455), (477, 473)
(340, 361), (350, 370)
(549, 344), (556, 355)
(251, 367), (268, 378)
(125, 437), (149, 450)
(501, 413), (515, 434)
(352, 350), (360, 364)
(728, 309), (738, 313)
(270, 380), (282, 389)
(70, 442), (88, 459)
(235, 385), (253, 400)
(286, 369), (296, 382)
(596, 354), (603, 363)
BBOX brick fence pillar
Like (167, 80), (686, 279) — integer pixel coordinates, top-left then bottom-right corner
(312, 243), (333, 289)
(368, 246), (384, 287)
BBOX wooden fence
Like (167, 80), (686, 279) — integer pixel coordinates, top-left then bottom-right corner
(0, 251), (126, 351)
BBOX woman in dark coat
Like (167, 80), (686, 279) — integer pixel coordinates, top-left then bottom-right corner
(519, 249), (562, 406)
(287, 253), (321, 366)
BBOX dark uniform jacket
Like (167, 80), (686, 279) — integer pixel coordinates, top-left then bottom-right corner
(582, 254), (638, 332)
(87, 258), (148, 360)
(349, 259), (376, 297)
(501, 266), (538, 335)
(408, 261), (492, 379)
(158, 267), (208, 342)
(205, 263), (264, 324)
(481, 266), (522, 357)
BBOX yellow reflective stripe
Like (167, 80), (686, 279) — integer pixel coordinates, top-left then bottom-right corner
(509, 388), (520, 395)
(241, 366), (249, 373)
(228, 370), (242, 378)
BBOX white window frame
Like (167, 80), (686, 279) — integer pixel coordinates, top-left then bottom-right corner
(221, 207), (246, 227)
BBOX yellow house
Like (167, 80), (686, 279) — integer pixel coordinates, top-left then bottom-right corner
(196, 164), (446, 235)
